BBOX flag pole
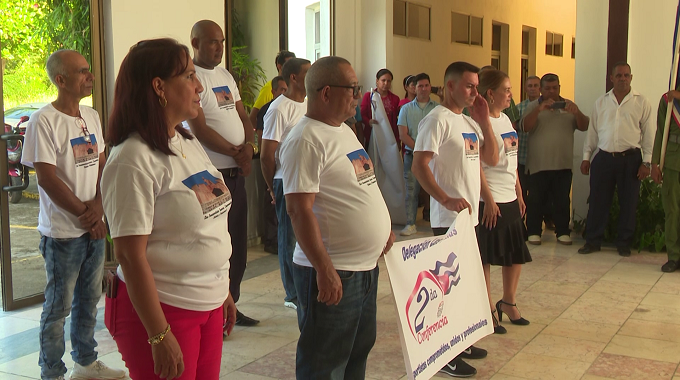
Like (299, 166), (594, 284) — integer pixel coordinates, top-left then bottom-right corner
(661, 4), (680, 171)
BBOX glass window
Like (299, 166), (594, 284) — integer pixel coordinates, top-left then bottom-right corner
(470, 16), (483, 46)
(407, 3), (430, 40)
(553, 33), (563, 57)
(571, 37), (576, 59)
(451, 12), (469, 44)
(393, 0), (407, 36)
(492, 24), (501, 52)
(545, 31), (554, 55)
(522, 30), (529, 56)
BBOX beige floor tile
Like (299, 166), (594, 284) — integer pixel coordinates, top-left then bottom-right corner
(565, 250), (622, 265)
(586, 352), (677, 380)
(8, 306), (43, 322)
(0, 373), (38, 380)
(519, 334), (606, 363)
(618, 318), (680, 343)
(640, 292), (680, 309)
(502, 291), (577, 325)
(221, 371), (278, 379)
(489, 374), (529, 380)
(599, 262), (663, 285)
(629, 303), (680, 326)
(651, 273), (680, 295)
(541, 318), (619, 343)
(498, 352), (590, 380)
(580, 375), (615, 380)
(491, 322), (546, 343)
(238, 341), (296, 380)
(0, 316), (40, 340)
(219, 352), (259, 375)
(560, 297), (638, 326)
(586, 279), (653, 304)
(603, 335), (680, 363)
(523, 280), (590, 298)
(539, 270), (602, 287)
(223, 330), (296, 359)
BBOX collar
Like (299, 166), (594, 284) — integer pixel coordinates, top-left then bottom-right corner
(411, 97), (436, 107)
(606, 88), (640, 99)
(537, 95), (565, 104)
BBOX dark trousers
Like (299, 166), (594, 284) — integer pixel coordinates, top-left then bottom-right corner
(527, 169), (572, 237)
(219, 169), (248, 303)
(262, 186), (278, 249)
(584, 151), (642, 248)
(518, 164), (529, 204)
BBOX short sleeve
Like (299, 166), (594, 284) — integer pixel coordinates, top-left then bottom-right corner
(102, 162), (156, 238)
(253, 82), (272, 109)
(262, 106), (286, 142)
(414, 116), (442, 155)
(397, 105), (408, 126)
(281, 137), (322, 194)
(21, 114), (56, 168)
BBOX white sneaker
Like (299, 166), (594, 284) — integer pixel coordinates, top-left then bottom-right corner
(70, 360), (126, 379)
(284, 301), (297, 310)
(528, 235), (541, 245)
(400, 224), (418, 236)
(557, 235), (572, 245)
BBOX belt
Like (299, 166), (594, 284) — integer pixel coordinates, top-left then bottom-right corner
(600, 148), (640, 158)
(221, 167), (239, 178)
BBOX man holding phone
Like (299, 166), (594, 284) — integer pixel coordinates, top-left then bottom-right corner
(520, 73), (589, 246)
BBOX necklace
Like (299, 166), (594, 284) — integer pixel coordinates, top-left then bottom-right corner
(171, 136), (186, 159)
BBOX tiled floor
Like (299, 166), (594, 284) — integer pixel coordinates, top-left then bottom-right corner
(1, 222), (680, 379)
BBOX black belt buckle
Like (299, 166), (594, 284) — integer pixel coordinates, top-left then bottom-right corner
(608, 148), (639, 158)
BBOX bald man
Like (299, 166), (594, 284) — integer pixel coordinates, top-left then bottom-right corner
(21, 50), (126, 380)
(279, 56), (395, 379)
(185, 20), (259, 327)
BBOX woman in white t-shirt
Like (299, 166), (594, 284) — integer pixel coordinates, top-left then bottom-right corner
(476, 69), (532, 335)
(101, 39), (236, 379)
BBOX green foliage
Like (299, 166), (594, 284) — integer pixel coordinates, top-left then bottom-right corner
(229, 8), (266, 112)
(579, 179), (666, 252)
(0, 0), (48, 68)
(3, 62), (55, 107)
(39, 0), (91, 63)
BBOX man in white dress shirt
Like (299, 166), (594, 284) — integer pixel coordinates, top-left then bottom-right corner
(579, 62), (654, 256)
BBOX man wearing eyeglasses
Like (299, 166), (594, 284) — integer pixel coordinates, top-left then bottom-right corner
(21, 50), (126, 380)
(279, 56), (395, 379)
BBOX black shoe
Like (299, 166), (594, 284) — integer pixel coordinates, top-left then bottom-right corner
(617, 246), (631, 257)
(578, 243), (601, 255)
(235, 310), (260, 326)
(496, 299), (530, 325)
(662, 260), (680, 273)
(264, 245), (278, 255)
(439, 357), (477, 377)
(423, 209), (430, 222)
(491, 309), (507, 334)
(459, 345), (487, 359)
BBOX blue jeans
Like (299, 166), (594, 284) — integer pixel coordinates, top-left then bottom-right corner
(293, 264), (379, 380)
(38, 234), (105, 379)
(404, 151), (421, 226)
(273, 179), (297, 303)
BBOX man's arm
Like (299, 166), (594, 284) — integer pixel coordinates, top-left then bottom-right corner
(398, 125), (415, 150)
(412, 151), (471, 213)
(34, 162), (88, 224)
(233, 100), (256, 176)
(285, 192), (343, 305)
(248, 107), (261, 136)
(260, 139), (278, 193)
(639, 98), (656, 163)
(78, 152), (107, 239)
(566, 100), (589, 131)
(186, 107), (243, 157)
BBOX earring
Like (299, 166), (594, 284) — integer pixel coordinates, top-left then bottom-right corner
(159, 96), (168, 108)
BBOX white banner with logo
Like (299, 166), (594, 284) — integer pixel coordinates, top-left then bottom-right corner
(384, 212), (493, 380)
(366, 90), (407, 225)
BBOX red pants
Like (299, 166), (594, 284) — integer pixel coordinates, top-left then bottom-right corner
(107, 281), (223, 379)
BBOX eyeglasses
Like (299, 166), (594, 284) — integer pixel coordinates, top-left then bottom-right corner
(75, 117), (91, 143)
(316, 84), (363, 98)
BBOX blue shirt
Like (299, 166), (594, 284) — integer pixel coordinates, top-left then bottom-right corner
(397, 98), (438, 151)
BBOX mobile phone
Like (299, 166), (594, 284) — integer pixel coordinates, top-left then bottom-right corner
(430, 86), (440, 94)
(551, 101), (566, 109)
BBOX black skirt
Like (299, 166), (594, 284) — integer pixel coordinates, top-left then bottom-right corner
(476, 200), (532, 266)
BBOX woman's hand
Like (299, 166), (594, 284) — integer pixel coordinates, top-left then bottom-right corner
(518, 197), (526, 217)
(223, 293), (237, 336)
(482, 202), (501, 230)
(152, 330), (184, 379)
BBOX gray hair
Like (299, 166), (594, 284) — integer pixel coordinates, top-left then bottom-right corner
(305, 56), (351, 102)
(45, 50), (73, 85)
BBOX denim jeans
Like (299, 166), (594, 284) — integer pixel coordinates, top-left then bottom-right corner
(38, 233), (105, 379)
(403, 151), (421, 226)
(293, 264), (379, 380)
(273, 179), (297, 303)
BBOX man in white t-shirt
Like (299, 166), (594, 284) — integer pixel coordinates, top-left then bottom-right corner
(279, 56), (395, 379)
(261, 57), (310, 310)
(185, 20), (259, 326)
(412, 61), (499, 378)
(21, 50), (125, 380)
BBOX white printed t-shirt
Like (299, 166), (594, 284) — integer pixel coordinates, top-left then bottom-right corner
(482, 113), (518, 203)
(102, 133), (232, 312)
(414, 105), (484, 228)
(21, 104), (104, 238)
(280, 116), (392, 271)
(262, 94), (307, 179)
(194, 65), (244, 169)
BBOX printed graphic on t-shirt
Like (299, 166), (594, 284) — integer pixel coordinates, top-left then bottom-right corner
(462, 133), (479, 159)
(347, 149), (377, 186)
(501, 131), (518, 156)
(212, 86), (235, 110)
(182, 170), (232, 219)
(70, 135), (98, 169)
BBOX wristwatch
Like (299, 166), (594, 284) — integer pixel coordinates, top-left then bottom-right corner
(643, 162), (651, 169)
(246, 141), (259, 155)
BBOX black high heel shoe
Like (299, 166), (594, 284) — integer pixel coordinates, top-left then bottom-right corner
(492, 309), (507, 334)
(496, 299), (530, 326)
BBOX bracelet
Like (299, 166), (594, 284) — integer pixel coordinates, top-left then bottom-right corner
(147, 324), (171, 346)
